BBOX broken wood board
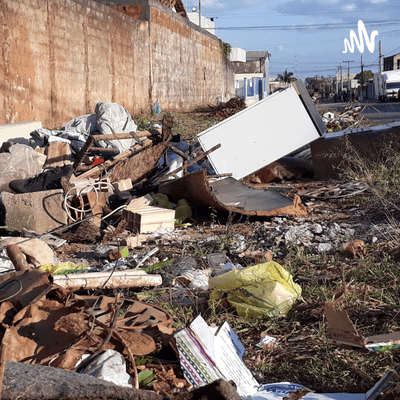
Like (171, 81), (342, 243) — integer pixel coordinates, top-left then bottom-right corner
(197, 84), (324, 180)
(109, 140), (169, 184)
(53, 270), (162, 290)
(159, 169), (307, 217)
(44, 141), (72, 168)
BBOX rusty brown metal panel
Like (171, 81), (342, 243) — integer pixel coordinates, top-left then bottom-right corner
(159, 170), (307, 217)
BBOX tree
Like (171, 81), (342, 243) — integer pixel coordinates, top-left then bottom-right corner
(277, 69), (295, 84)
(354, 70), (374, 83)
(305, 76), (326, 95)
(283, 69), (295, 83)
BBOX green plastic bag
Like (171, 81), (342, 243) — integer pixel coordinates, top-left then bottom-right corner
(209, 261), (302, 319)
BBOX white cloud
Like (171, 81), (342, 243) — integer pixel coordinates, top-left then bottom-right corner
(201, 0), (227, 9)
(342, 3), (356, 11)
(370, 0), (387, 3)
(279, 45), (284, 51)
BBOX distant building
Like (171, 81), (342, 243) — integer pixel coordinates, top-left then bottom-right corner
(230, 50), (270, 78)
(187, 12), (216, 35)
(383, 53), (400, 71)
(230, 48), (272, 99)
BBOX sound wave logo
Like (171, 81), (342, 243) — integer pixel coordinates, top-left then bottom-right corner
(343, 20), (379, 53)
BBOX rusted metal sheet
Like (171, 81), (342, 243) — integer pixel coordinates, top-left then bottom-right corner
(159, 169), (307, 217)
(0, 268), (53, 312)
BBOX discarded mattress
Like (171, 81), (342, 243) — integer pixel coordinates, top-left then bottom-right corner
(159, 169), (307, 216)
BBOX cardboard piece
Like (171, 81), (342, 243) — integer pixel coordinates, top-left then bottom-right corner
(174, 315), (259, 398)
(325, 302), (400, 351)
(176, 315), (397, 400)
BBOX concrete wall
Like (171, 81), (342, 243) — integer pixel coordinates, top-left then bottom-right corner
(0, 0), (234, 127)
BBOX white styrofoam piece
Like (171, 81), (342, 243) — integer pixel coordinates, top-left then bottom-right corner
(197, 86), (321, 180)
(0, 121), (42, 145)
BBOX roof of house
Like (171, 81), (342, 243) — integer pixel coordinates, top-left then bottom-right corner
(157, 0), (186, 16)
(246, 51), (270, 61)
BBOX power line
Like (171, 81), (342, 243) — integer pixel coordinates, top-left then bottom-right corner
(215, 19), (400, 31)
(205, 5), (400, 18)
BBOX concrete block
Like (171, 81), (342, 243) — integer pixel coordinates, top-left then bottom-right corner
(2, 189), (67, 234)
(0, 121), (42, 145)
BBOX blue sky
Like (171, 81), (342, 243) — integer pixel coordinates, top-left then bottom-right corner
(187, 0), (400, 79)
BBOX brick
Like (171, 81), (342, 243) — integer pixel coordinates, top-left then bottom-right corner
(2, 189), (67, 234)
(122, 205), (175, 233)
(112, 179), (133, 194)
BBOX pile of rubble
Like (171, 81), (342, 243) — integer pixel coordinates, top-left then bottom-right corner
(194, 96), (246, 120)
(321, 100), (371, 131)
(1, 83), (400, 400)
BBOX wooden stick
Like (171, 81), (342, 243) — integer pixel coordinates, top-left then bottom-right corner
(90, 131), (157, 141)
(167, 143), (190, 160)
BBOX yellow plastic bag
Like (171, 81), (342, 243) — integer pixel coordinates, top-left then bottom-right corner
(209, 261), (302, 319)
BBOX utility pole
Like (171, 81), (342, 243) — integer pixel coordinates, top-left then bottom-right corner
(343, 60), (355, 95)
(361, 55), (364, 100)
(336, 68), (339, 93)
(340, 64), (343, 92)
(379, 40), (382, 74)
(199, 0), (201, 28)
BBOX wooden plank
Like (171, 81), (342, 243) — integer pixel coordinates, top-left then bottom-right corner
(45, 141), (72, 168)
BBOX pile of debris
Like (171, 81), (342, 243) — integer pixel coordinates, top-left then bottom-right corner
(321, 100), (371, 131)
(2, 84), (400, 400)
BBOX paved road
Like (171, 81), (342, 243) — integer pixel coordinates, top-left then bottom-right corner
(317, 101), (400, 125)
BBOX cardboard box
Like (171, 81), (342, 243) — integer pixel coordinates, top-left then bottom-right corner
(325, 302), (400, 351)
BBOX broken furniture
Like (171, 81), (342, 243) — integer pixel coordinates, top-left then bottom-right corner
(72, 115), (174, 185)
(197, 81), (325, 180)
